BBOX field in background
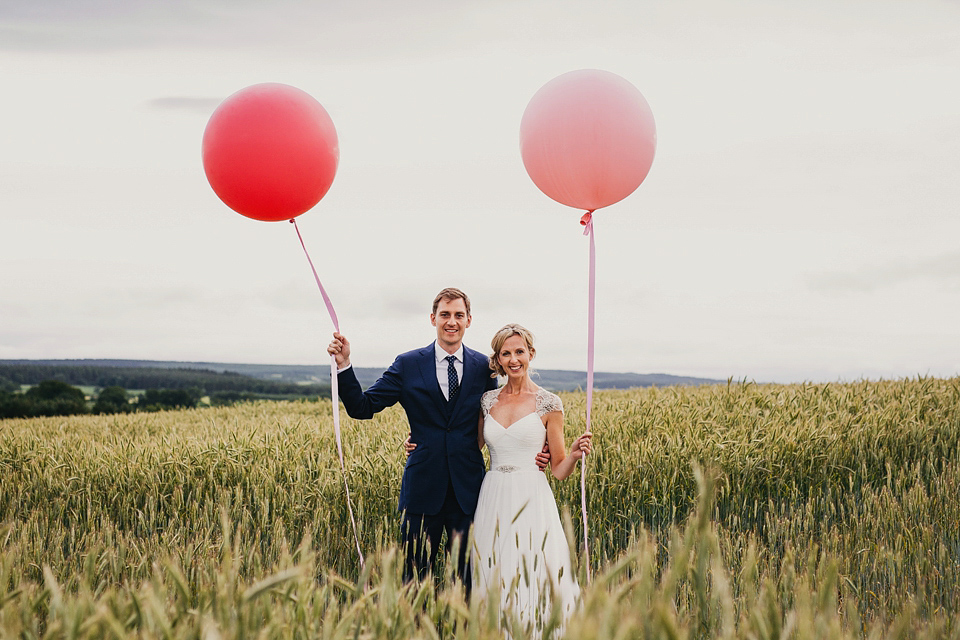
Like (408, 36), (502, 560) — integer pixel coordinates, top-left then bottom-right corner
(1, 378), (958, 638)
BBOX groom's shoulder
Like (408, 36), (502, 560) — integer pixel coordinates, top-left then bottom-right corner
(463, 344), (487, 360)
(395, 344), (434, 362)
(464, 345), (495, 378)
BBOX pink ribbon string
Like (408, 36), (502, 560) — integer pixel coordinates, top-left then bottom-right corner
(291, 219), (364, 568)
(291, 220), (340, 333)
(579, 210), (595, 582)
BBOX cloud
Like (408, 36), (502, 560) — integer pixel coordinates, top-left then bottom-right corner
(0, 0), (213, 52)
(147, 96), (222, 114)
(808, 251), (960, 293)
(0, 0), (468, 55)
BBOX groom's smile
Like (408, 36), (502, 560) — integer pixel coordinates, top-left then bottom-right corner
(431, 298), (471, 353)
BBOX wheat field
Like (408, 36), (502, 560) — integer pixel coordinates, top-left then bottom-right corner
(1, 377), (958, 638)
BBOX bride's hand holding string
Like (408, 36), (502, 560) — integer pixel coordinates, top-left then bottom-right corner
(569, 432), (592, 461)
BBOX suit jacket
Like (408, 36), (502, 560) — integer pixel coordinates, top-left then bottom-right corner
(337, 342), (498, 516)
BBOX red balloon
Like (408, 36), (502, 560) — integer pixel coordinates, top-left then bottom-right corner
(520, 70), (656, 211)
(202, 83), (339, 222)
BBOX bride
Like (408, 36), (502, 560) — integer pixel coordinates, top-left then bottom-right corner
(472, 323), (592, 636)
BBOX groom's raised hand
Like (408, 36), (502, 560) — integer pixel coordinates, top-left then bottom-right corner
(327, 332), (352, 369)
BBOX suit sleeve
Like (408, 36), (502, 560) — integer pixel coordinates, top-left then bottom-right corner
(485, 364), (498, 392)
(336, 357), (404, 419)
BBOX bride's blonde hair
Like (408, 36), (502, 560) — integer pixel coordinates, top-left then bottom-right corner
(489, 324), (536, 377)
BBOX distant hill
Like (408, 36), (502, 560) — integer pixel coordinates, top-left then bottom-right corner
(0, 360), (329, 397)
(0, 359), (723, 392)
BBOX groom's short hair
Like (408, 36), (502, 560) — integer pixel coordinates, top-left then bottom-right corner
(432, 287), (471, 316)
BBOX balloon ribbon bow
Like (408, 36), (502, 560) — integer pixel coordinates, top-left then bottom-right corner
(579, 209), (595, 582)
(291, 218), (364, 568)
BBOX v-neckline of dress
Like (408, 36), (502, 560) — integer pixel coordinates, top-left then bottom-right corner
(487, 411), (541, 430)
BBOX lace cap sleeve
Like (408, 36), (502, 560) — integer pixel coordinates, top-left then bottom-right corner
(535, 388), (563, 417)
(480, 388), (501, 417)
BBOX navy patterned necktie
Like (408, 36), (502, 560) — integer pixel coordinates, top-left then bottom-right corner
(445, 355), (460, 401)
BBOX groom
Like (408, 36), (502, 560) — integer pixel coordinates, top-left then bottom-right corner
(327, 287), (499, 586)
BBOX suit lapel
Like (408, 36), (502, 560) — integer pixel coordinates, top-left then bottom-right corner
(418, 343), (448, 417)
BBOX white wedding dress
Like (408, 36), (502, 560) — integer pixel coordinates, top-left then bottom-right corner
(472, 387), (580, 635)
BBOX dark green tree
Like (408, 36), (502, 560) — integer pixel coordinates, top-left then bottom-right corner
(23, 380), (88, 416)
(0, 391), (33, 418)
(92, 386), (130, 414)
(0, 375), (18, 393)
(140, 388), (200, 411)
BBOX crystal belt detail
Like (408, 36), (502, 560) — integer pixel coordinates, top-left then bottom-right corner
(496, 465), (520, 473)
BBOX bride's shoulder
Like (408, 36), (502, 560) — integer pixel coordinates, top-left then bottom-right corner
(480, 387), (502, 416)
(535, 387), (563, 416)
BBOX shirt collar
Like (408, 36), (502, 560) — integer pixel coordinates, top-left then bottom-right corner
(434, 341), (464, 364)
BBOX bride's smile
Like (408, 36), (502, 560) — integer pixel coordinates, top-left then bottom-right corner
(498, 335), (533, 381)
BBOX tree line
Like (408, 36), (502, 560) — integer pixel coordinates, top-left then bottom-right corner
(0, 364), (330, 395)
(0, 364), (331, 419)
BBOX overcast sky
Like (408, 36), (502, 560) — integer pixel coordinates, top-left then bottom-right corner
(2, 0), (958, 383)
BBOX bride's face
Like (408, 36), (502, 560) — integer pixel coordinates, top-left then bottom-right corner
(497, 334), (533, 379)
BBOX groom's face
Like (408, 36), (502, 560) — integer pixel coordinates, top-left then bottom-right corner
(431, 298), (471, 353)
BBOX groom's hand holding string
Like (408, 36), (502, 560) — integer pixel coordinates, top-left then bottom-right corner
(327, 332), (351, 369)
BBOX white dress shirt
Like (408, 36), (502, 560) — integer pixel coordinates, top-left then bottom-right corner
(336, 341), (464, 401)
(434, 341), (464, 400)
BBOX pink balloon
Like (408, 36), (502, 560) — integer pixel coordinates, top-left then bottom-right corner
(202, 83), (339, 222)
(520, 70), (656, 211)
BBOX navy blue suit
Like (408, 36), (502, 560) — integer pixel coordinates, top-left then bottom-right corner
(336, 342), (497, 583)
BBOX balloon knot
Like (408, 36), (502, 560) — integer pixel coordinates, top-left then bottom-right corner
(580, 210), (594, 236)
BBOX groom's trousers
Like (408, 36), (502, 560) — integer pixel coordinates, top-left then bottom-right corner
(401, 477), (472, 591)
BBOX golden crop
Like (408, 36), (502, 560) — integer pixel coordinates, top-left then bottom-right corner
(1, 378), (957, 638)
